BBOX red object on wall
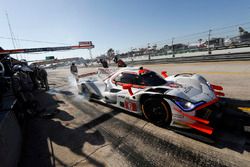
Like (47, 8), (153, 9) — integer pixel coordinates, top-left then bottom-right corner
(161, 71), (168, 78)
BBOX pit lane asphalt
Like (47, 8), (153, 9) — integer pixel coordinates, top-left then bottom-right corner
(20, 61), (250, 167)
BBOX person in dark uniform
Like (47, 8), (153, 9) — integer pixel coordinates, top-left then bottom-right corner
(70, 62), (78, 81)
(37, 67), (49, 90)
(12, 65), (40, 116)
(0, 62), (7, 106)
(114, 55), (127, 67)
(70, 63), (78, 74)
(100, 59), (109, 68)
(30, 64), (49, 91)
(29, 64), (39, 90)
(117, 59), (127, 67)
(38, 67), (49, 90)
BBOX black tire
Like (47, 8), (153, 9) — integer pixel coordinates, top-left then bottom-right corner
(141, 98), (172, 126)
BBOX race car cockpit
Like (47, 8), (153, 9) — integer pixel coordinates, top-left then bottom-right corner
(113, 70), (167, 87)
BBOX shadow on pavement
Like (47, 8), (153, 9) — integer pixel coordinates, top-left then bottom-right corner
(91, 97), (250, 154)
(18, 89), (250, 167)
(18, 91), (106, 167)
(169, 97), (250, 153)
(221, 97), (250, 108)
(214, 97), (250, 152)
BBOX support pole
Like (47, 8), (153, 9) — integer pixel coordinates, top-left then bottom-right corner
(172, 38), (175, 57)
(208, 29), (212, 55)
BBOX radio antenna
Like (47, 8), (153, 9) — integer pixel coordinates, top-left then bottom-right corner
(6, 12), (19, 59)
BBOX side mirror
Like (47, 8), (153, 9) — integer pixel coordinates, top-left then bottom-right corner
(161, 71), (168, 78)
(122, 84), (133, 96)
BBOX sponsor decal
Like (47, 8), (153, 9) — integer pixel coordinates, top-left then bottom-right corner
(124, 100), (137, 111)
(172, 114), (184, 119)
(184, 86), (192, 93)
(166, 82), (183, 88)
(118, 95), (125, 98)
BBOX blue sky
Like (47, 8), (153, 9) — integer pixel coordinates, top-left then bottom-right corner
(0, 0), (250, 61)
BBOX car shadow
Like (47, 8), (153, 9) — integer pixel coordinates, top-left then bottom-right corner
(91, 97), (250, 153)
(18, 89), (250, 167)
(214, 97), (250, 152)
(18, 91), (106, 167)
(167, 97), (250, 153)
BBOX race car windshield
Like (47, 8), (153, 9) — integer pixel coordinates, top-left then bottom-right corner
(141, 71), (167, 86)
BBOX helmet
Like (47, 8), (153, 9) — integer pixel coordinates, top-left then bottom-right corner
(12, 65), (22, 72)
(72, 62), (75, 65)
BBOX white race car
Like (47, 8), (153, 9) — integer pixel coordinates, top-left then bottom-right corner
(77, 67), (224, 135)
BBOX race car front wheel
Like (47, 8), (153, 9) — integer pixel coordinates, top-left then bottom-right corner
(141, 98), (171, 126)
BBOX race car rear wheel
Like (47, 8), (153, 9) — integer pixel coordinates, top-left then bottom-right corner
(141, 98), (171, 126)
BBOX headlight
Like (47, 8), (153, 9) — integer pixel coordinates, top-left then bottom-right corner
(185, 102), (194, 108)
(173, 98), (204, 112)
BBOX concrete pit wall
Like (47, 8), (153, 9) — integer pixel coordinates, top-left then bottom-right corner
(0, 110), (22, 167)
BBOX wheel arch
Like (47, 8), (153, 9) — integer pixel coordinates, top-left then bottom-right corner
(139, 93), (172, 124)
(140, 93), (162, 104)
(139, 93), (171, 108)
